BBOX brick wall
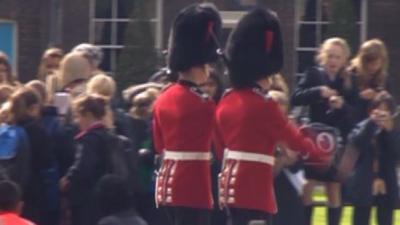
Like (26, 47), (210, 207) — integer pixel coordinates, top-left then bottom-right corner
(61, 0), (90, 52)
(0, 0), (91, 82)
(0, 0), (51, 82)
(368, 0), (400, 101)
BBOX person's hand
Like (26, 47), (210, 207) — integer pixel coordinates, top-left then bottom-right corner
(279, 148), (300, 167)
(320, 86), (337, 98)
(359, 88), (377, 100)
(329, 96), (344, 109)
(288, 114), (297, 124)
(59, 177), (70, 192)
(285, 149), (300, 166)
(372, 178), (386, 195)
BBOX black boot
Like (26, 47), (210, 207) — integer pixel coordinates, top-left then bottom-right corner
(328, 207), (342, 225)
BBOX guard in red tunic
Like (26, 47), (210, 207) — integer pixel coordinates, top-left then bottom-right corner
(215, 8), (330, 225)
(152, 3), (221, 225)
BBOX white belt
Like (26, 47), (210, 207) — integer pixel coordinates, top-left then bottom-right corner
(163, 150), (211, 161)
(225, 149), (275, 165)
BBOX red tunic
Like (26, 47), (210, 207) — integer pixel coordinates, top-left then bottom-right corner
(152, 81), (215, 209)
(215, 87), (320, 213)
(0, 212), (35, 225)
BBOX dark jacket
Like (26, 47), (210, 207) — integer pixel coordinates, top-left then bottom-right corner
(113, 108), (135, 138)
(19, 117), (53, 173)
(41, 106), (76, 176)
(345, 119), (400, 207)
(291, 66), (358, 139)
(66, 124), (110, 206)
(66, 123), (111, 225)
(98, 209), (148, 225)
(346, 69), (391, 123)
(18, 117), (53, 224)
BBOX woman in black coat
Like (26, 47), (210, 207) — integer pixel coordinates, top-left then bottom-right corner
(345, 92), (399, 225)
(60, 94), (112, 225)
(8, 87), (53, 225)
(291, 38), (357, 225)
(346, 39), (390, 124)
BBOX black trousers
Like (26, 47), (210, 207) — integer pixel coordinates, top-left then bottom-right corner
(228, 208), (272, 225)
(353, 206), (393, 225)
(163, 206), (211, 225)
(353, 194), (395, 225)
(136, 193), (169, 225)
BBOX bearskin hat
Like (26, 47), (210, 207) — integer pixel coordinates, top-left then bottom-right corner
(226, 8), (283, 88)
(167, 3), (222, 72)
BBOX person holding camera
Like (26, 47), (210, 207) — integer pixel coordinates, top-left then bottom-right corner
(345, 92), (399, 225)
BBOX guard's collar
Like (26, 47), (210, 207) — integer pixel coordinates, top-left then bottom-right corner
(178, 79), (210, 101)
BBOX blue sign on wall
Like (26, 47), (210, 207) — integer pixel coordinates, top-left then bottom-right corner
(0, 22), (16, 68)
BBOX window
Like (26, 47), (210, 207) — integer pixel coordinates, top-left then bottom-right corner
(0, 20), (17, 74)
(295, 0), (367, 78)
(89, 0), (163, 73)
(220, 11), (246, 41)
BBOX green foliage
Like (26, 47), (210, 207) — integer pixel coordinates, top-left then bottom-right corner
(116, 0), (161, 91)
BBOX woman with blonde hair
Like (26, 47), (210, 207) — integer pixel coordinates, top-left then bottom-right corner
(86, 74), (116, 98)
(348, 39), (389, 122)
(86, 74), (137, 140)
(37, 48), (64, 82)
(292, 37), (358, 225)
(46, 52), (91, 98)
(344, 39), (393, 225)
(86, 74), (116, 130)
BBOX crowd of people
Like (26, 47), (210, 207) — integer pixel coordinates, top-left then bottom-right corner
(0, 3), (399, 225)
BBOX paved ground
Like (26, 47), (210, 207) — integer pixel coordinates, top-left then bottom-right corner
(313, 206), (400, 225)
(313, 191), (400, 225)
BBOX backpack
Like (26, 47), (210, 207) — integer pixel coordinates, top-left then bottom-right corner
(103, 132), (139, 191)
(0, 124), (31, 187)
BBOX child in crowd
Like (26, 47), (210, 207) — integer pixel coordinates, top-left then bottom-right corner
(37, 48), (64, 82)
(0, 180), (36, 225)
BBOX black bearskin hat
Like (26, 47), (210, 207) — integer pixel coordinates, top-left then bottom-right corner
(226, 8), (283, 88)
(167, 3), (222, 72)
